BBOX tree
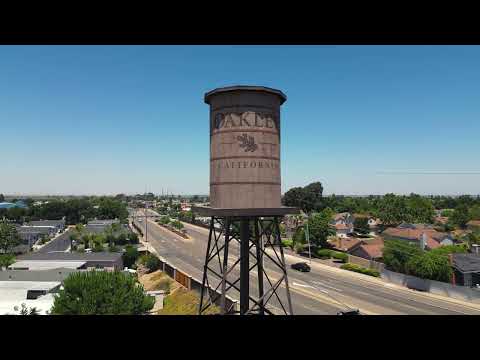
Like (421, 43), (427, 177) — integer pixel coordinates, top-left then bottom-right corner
(51, 271), (155, 315)
(406, 252), (452, 282)
(0, 221), (21, 254)
(123, 245), (139, 268)
(450, 204), (471, 229)
(469, 205), (480, 221)
(307, 209), (335, 248)
(407, 194), (435, 224)
(0, 194), (4, 202)
(282, 181), (324, 213)
(377, 194), (411, 227)
(354, 217), (370, 235)
(382, 240), (423, 273)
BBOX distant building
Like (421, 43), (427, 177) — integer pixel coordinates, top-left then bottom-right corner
(25, 219), (65, 233)
(16, 252), (124, 271)
(0, 201), (28, 209)
(16, 226), (53, 250)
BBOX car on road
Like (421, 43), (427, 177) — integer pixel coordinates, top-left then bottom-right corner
(337, 309), (360, 315)
(290, 262), (311, 272)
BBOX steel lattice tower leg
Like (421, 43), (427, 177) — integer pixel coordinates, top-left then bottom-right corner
(199, 215), (294, 315)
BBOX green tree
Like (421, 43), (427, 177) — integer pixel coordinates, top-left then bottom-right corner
(307, 208), (335, 248)
(0, 194), (4, 202)
(406, 252), (452, 282)
(0, 221), (21, 254)
(282, 182), (323, 213)
(450, 204), (471, 229)
(123, 245), (139, 268)
(469, 205), (480, 220)
(354, 217), (370, 235)
(407, 194), (435, 224)
(51, 271), (154, 315)
(441, 209), (454, 217)
(382, 239), (423, 273)
(377, 194), (411, 227)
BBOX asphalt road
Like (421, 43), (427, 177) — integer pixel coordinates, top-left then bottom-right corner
(36, 229), (73, 253)
(133, 212), (480, 315)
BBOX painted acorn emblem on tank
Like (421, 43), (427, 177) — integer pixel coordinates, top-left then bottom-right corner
(237, 133), (258, 152)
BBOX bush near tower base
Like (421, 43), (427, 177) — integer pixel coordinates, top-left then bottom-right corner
(51, 271), (154, 315)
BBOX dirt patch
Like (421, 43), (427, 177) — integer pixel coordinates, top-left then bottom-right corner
(157, 287), (220, 315)
(139, 270), (180, 293)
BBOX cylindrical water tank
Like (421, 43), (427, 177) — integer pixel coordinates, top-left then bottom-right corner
(205, 85), (287, 209)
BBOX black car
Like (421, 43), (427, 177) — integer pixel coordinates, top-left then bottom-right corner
(337, 309), (360, 315)
(290, 262), (311, 272)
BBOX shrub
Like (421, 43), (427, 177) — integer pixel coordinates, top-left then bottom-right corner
(109, 245), (120, 253)
(51, 271), (155, 315)
(331, 251), (348, 263)
(128, 231), (139, 244)
(341, 263), (380, 277)
(115, 232), (128, 245)
(294, 242), (304, 254)
(316, 248), (332, 259)
(282, 239), (293, 249)
(92, 243), (105, 252)
(139, 254), (161, 273)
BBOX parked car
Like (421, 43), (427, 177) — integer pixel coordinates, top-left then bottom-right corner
(290, 262), (311, 272)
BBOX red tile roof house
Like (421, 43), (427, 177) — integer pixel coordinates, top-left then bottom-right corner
(381, 226), (454, 250)
(350, 237), (385, 261)
(329, 237), (362, 253)
(329, 236), (385, 261)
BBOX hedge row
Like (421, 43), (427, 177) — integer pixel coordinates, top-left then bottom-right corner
(340, 263), (380, 277)
(315, 249), (348, 262)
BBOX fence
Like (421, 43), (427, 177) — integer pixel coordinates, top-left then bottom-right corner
(348, 254), (385, 272)
(147, 250), (238, 313)
(381, 268), (480, 303)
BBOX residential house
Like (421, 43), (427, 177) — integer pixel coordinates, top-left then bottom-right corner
(330, 212), (354, 238)
(350, 237), (385, 261)
(329, 237), (362, 253)
(451, 253), (480, 287)
(382, 225), (454, 250)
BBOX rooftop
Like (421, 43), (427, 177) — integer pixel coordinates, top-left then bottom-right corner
(452, 253), (480, 273)
(18, 251), (123, 262)
(9, 260), (86, 271)
(0, 281), (60, 315)
(26, 220), (65, 227)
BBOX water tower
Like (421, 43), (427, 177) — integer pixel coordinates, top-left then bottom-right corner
(193, 85), (299, 315)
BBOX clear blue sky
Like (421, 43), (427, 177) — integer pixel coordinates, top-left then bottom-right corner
(1, 45), (479, 196)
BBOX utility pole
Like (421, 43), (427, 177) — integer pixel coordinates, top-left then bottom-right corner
(144, 199), (148, 243)
(304, 212), (312, 264)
